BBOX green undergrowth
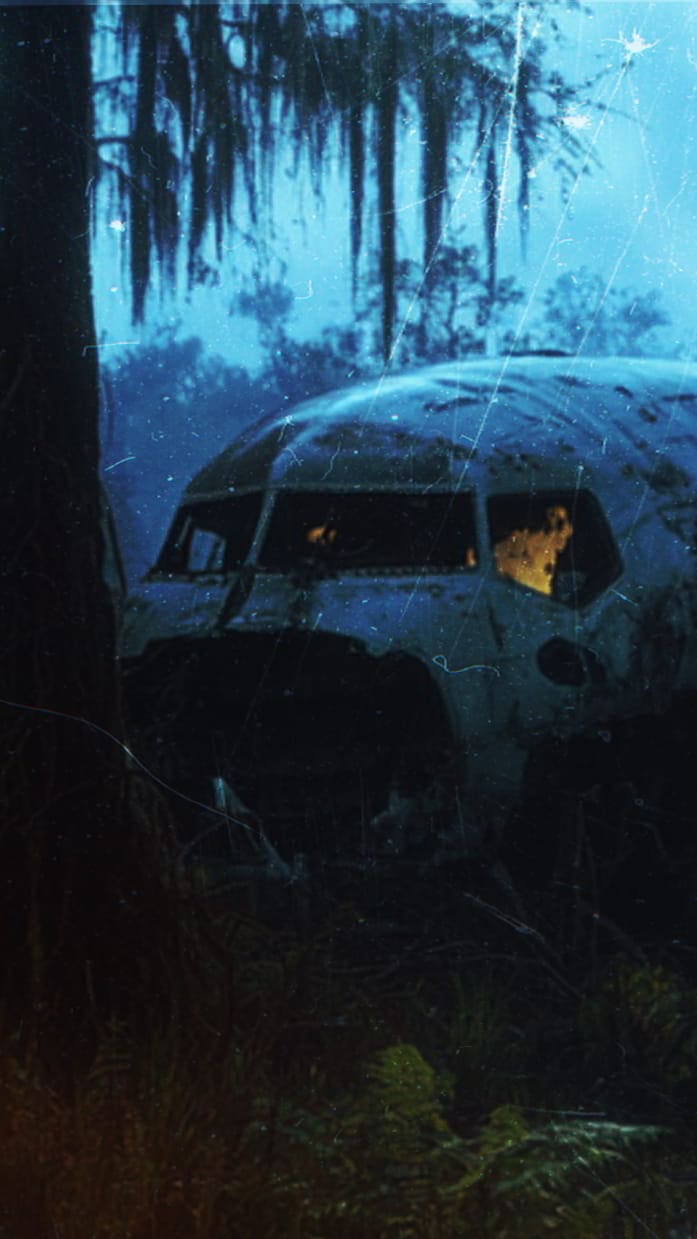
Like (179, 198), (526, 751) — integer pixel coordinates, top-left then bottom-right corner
(2, 878), (697, 1238)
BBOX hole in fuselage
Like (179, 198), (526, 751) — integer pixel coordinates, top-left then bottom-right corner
(125, 632), (455, 860)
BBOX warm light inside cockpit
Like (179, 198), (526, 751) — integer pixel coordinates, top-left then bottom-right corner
(306, 524), (338, 546)
(493, 505), (573, 595)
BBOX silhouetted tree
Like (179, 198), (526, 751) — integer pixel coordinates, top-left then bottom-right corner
(0, 5), (153, 1047)
(525, 268), (672, 357)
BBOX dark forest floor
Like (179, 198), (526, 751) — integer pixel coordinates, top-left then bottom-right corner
(3, 777), (697, 1238)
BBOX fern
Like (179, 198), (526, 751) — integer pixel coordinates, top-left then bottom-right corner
(446, 1106), (687, 1238)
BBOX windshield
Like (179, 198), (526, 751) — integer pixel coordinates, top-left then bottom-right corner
(260, 491), (477, 572)
(155, 493), (263, 575)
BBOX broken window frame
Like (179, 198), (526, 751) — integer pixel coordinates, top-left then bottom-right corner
(152, 492), (264, 577)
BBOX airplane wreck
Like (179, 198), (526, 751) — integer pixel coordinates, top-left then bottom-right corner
(121, 355), (697, 885)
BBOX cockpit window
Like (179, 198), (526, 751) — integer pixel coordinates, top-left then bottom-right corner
(487, 490), (621, 606)
(260, 492), (477, 572)
(155, 493), (263, 575)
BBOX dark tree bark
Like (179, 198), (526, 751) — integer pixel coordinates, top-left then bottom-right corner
(0, 5), (177, 1053)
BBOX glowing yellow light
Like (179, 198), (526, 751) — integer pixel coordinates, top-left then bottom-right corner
(306, 524), (338, 546)
(494, 505), (573, 596)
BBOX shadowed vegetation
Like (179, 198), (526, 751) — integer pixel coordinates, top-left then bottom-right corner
(2, 875), (697, 1237)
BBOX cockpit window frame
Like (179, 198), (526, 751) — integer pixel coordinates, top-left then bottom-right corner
(257, 488), (480, 575)
(152, 491), (265, 578)
(486, 487), (623, 608)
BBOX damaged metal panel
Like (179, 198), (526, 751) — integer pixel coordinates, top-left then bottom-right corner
(121, 356), (697, 872)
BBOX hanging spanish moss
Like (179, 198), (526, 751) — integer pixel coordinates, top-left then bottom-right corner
(420, 15), (448, 279)
(102, 2), (584, 357)
(161, 20), (192, 150)
(127, 6), (157, 322)
(486, 133), (499, 306)
(341, 7), (371, 300)
(188, 136), (210, 282)
(375, 11), (398, 361)
(515, 55), (535, 261)
(348, 101), (365, 299)
(249, 3), (280, 199)
(477, 94), (500, 334)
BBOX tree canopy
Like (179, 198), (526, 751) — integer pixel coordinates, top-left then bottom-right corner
(529, 267), (672, 357)
(96, 1), (585, 358)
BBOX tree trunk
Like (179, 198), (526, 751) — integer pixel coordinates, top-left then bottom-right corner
(376, 12), (398, 362)
(0, 5), (176, 1054)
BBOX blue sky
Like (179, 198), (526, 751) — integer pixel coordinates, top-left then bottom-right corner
(93, 1), (697, 369)
(517, 1), (697, 357)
